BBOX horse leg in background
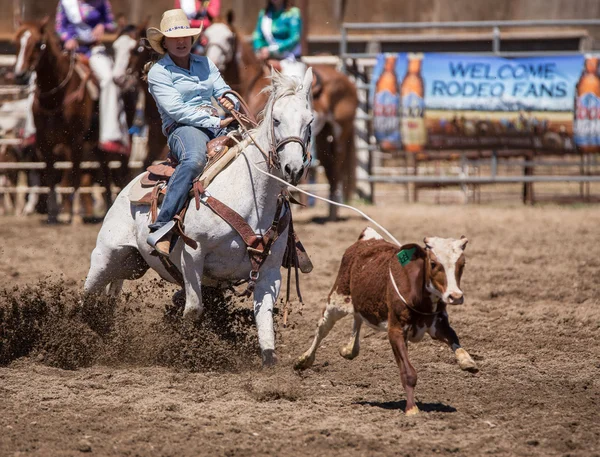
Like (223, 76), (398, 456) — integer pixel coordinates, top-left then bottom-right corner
(69, 144), (84, 224)
(252, 268), (282, 367)
(80, 172), (95, 220)
(339, 120), (357, 203)
(315, 123), (341, 221)
(97, 147), (114, 212)
(20, 144), (40, 216)
(105, 150), (131, 196)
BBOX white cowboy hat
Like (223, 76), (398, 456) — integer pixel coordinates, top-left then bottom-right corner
(147, 9), (203, 55)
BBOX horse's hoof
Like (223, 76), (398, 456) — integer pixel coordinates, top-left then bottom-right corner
(293, 353), (314, 371)
(183, 306), (202, 322)
(405, 406), (419, 416)
(456, 348), (479, 373)
(262, 349), (278, 368)
(339, 345), (359, 360)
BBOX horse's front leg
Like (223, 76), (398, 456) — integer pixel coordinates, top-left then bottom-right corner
(181, 246), (205, 321)
(253, 267), (282, 367)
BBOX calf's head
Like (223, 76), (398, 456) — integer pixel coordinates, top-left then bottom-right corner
(423, 236), (468, 305)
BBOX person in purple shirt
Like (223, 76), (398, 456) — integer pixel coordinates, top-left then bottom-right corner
(55, 0), (130, 155)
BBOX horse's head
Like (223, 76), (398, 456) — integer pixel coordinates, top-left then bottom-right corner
(14, 18), (48, 83)
(113, 18), (151, 91)
(260, 67), (314, 185)
(203, 22), (236, 72)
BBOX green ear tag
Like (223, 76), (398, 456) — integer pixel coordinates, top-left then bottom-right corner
(397, 247), (416, 267)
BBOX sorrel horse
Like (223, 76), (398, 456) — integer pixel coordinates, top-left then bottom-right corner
(203, 17), (358, 220)
(14, 18), (125, 223)
(84, 69), (314, 366)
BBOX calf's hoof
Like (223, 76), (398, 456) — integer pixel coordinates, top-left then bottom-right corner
(293, 353), (314, 371)
(405, 405), (419, 416)
(339, 345), (358, 360)
(262, 349), (278, 368)
(456, 348), (479, 373)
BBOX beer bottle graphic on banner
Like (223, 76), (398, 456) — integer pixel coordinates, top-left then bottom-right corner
(373, 55), (401, 151)
(574, 56), (600, 151)
(401, 53), (427, 152)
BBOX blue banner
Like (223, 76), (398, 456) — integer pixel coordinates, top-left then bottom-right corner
(371, 52), (599, 152)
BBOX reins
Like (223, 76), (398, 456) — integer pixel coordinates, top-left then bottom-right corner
(37, 49), (76, 98)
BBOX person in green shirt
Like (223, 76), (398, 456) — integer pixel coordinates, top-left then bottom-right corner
(252, 0), (305, 81)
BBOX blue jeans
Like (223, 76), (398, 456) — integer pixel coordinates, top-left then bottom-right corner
(149, 124), (227, 230)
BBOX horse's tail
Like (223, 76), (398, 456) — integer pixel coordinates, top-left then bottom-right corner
(343, 121), (357, 202)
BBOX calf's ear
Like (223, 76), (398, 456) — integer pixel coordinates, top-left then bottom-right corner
(459, 236), (468, 250)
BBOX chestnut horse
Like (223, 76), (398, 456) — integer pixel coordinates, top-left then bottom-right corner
(203, 17), (358, 221)
(14, 19), (124, 223)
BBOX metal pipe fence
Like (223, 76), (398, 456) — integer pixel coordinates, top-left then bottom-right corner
(339, 19), (600, 203)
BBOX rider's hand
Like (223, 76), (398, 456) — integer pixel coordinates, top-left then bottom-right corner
(257, 47), (270, 60)
(92, 23), (105, 42)
(220, 116), (235, 128)
(64, 39), (79, 51)
(219, 96), (235, 112)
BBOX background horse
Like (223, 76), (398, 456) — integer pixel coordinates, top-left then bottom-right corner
(114, 24), (168, 170)
(203, 16), (358, 221)
(14, 19), (128, 223)
(84, 69), (314, 366)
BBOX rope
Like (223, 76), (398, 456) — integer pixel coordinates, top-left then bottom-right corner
(228, 91), (403, 247)
(243, 155), (402, 247)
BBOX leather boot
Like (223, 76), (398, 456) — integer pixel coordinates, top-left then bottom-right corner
(154, 233), (173, 257)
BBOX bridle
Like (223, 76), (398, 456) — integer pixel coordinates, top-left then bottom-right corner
(24, 32), (76, 98)
(221, 89), (311, 173)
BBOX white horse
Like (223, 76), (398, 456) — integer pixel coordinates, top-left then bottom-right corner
(83, 68), (314, 366)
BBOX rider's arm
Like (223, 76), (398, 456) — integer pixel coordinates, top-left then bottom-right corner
(252, 9), (268, 52)
(100, 0), (117, 33)
(148, 64), (222, 129)
(55, 2), (77, 42)
(271, 7), (302, 55)
(209, 59), (240, 110)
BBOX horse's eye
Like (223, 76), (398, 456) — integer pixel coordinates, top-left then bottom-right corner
(430, 261), (437, 269)
(273, 118), (281, 127)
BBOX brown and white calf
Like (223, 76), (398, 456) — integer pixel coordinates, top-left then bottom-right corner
(295, 227), (478, 415)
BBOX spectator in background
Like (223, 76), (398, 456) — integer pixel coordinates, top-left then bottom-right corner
(252, 0), (305, 81)
(56, 0), (130, 155)
(175, 0), (221, 54)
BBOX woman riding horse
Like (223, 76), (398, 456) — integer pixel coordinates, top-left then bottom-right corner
(56, 0), (130, 155)
(145, 9), (238, 256)
(252, 0), (306, 82)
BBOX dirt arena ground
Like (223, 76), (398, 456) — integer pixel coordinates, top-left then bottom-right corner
(1, 202), (599, 456)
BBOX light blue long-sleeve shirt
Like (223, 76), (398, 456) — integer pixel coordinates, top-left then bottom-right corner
(147, 53), (236, 135)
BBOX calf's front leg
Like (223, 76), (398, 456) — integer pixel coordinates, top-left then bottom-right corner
(428, 312), (478, 373)
(388, 325), (419, 416)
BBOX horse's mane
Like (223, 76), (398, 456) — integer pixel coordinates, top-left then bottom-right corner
(256, 70), (304, 123)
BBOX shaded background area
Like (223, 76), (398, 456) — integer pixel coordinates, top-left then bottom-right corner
(3, 0), (600, 44)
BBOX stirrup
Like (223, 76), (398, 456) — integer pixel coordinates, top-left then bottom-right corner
(147, 220), (176, 249)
